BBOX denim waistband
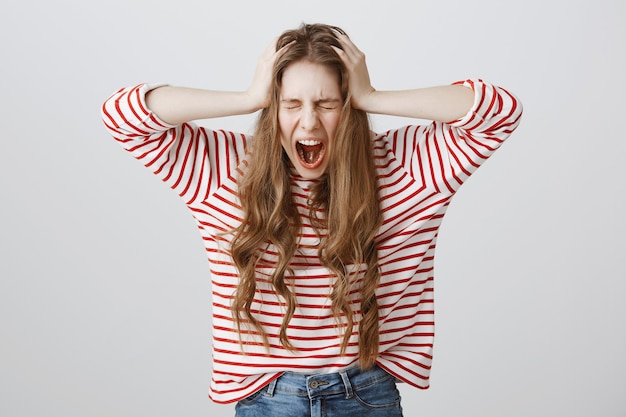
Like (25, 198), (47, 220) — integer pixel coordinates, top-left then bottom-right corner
(266, 364), (391, 400)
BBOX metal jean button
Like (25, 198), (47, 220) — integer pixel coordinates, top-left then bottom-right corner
(309, 380), (329, 389)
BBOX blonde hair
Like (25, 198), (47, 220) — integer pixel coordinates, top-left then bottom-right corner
(230, 23), (382, 369)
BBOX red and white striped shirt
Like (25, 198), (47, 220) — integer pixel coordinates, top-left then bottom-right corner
(101, 79), (522, 403)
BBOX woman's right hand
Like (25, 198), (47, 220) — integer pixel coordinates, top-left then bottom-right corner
(144, 38), (292, 125)
(246, 38), (289, 111)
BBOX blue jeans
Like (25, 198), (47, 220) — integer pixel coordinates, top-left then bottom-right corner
(234, 364), (404, 417)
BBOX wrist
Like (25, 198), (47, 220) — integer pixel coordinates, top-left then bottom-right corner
(351, 89), (377, 112)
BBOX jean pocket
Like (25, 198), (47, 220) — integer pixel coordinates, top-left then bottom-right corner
(353, 373), (402, 409)
(237, 385), (268, 406)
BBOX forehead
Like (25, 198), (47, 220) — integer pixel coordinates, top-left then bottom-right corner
(280, 60), (341, 99)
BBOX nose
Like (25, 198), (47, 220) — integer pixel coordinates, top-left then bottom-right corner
(300, 107), (319, 131)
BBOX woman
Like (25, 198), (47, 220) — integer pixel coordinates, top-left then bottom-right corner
(101, 23), (522, 417)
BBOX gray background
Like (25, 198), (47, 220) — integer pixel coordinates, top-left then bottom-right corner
(1, 0), (624, 416)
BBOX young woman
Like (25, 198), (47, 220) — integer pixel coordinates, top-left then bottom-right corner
(101, 23), (522, 417)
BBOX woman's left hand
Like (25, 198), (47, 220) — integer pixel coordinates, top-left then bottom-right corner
(332, 34), (376, 111)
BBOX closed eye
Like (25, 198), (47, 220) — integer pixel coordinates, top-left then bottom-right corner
(280, 99), (341, 110)
(317, 99), (340, 110)
(281, 100), (301, 110)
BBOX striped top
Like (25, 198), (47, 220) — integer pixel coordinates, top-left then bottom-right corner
(101, 79), (522, 403)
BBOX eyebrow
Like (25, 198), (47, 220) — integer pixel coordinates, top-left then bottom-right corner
(280, 98), (341, 104)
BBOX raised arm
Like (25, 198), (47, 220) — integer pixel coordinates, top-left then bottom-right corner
(145, 88), (261, 125)
(331, 34), (522, 194)
(145, 38), (282, 125)
(100, 39), (288, 206)
(333, 34), (475, 122)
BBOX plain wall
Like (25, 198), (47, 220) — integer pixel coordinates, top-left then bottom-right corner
(1, 0), (624, 416)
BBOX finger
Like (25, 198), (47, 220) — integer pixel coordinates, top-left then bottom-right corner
(334, 34), (362, 63)
(331, 44), (351, 66)
(335, 33), (359, 51)
(276, 39), (296, 55)
(330, 26), (346, 37)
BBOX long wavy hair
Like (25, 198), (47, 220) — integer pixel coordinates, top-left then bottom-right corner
(230, 23), (382, 369)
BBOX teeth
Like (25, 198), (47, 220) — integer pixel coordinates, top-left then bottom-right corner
(298, 139), (320, 146)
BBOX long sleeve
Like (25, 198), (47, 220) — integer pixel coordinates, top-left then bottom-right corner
(387, 79), (523, 194)
(100, 83), (249, 206)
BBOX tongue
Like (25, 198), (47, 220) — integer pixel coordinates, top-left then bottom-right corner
(300, 144), (322, 164)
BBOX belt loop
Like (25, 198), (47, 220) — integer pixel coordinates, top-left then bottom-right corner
(339, 370), (353, 399)
(266, 376), (279, 397)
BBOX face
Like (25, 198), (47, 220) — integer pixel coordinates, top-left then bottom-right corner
(278, 60), (342, 179)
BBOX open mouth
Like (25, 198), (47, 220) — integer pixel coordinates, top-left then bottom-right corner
(296, 139), (325, 168)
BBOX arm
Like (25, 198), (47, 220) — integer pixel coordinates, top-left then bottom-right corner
(144, 38), (282, 125)
(333, 35), (522, 194)
(352, 85), (475, 122)
(100, 83), (250, 206)
(333, 34), (474, 122)
(100, 40), (285, 205)
(145, 88), (262, 125)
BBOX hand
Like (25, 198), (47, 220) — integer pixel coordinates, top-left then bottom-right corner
(246, 38), (290, 111)
(332, 34), (375, 111)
